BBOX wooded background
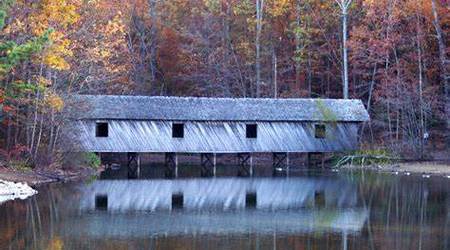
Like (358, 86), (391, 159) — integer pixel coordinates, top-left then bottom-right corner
(0, 0), (448, 167)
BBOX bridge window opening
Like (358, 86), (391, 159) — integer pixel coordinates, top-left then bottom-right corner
(95, 195), (108, 210)
(315, 124), (326, 139)
(314, 191), (325, 208)
(172, 193), (184, 209)
(246, 124), (257, 138)
(96, 122), (108, 137)
(245, 192), (257, 208)
(172, 123), (184, 138)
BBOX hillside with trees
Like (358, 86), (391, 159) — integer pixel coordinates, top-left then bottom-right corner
(0, 0), (448, 169)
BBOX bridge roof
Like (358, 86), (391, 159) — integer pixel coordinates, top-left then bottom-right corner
(68, 95), (369, 122)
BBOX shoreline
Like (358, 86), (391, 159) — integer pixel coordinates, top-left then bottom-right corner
(339, 161), (450, 177)
(0, 167), (98, 204)
(1, 161), (448, 188)
(0, 167), (98, 188)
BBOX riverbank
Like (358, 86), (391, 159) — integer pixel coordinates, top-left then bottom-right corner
(339, 161), (450, 177)
(0, 166), (98, 187)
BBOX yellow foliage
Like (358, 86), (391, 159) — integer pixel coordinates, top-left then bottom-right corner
(30, 0), (80, 36)
(43, 54), (70, 70)
(41, 32), (73, 70)
(46, 236), (64, 250)
(86, 12), (128, 74)
(268, 0), (291, 17)
(37, 76), (52, 87)
(44, 92), (64, 112)
(27, 0), (79, 71)
(100, 50), (111, 58)
(105, 13), (126, 35)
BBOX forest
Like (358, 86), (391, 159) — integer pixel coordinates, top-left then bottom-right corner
(0, 0), (448, 168)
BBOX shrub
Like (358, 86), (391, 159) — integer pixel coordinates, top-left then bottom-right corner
(85, 152), (101, 169)
(0, 144), (34, 171)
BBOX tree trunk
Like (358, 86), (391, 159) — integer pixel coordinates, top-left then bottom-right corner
(335, 0), (352, 98)
(431, 0), (449, 146)
(342, 10), (349, 99)
(272, 47), (277, 98)
(307, 50), (312, 97)
(34, 113), (44, 160)
(416, 10), (425, 159)
(222, 2), (232, 97)
(295, 0), (301, 90)
(255, 0), (264, 97)
(361, 64), (377, 144)
(148, 0), (158, 87)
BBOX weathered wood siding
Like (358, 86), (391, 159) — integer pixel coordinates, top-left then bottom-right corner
(72, 120), (360, 153)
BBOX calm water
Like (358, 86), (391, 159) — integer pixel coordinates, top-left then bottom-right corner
(0, 168), (448, 250)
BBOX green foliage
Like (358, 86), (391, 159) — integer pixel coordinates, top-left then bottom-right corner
(0, 30), (52, 76)
(9, 81), (46, 96)
(0, 10), (5, 30)
(334, 149), (396, 167)
(9, 159), (33, 172)
(0, 0), (14, 30)
(204, 0), (221, 13)
(84, 152), (101, 169)
(316, 210), (339, 226)
(315, 99), (338, 122)
(233, 0), (253, 16)
(0, 3), (52, 76)
(86, 174), (98, 184)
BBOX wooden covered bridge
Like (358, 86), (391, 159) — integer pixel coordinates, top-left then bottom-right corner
(68, 95), (369, 178)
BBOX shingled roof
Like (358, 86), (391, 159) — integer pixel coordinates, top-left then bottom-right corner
(67, 95), (369, 122)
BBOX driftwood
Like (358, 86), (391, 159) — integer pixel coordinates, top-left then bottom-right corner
(335, 154), (399, 167)
(34, 171), (66, 181)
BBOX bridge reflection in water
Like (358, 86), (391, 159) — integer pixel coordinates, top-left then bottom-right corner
(71, 178), (368, 238)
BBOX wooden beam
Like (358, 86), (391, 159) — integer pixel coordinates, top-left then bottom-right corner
(127, 152), (139, 179)
(165, 153), (178, 178)
(272, 152), (289, 177)
(200, 153), (216, 177)
(237, 153), (253, 177)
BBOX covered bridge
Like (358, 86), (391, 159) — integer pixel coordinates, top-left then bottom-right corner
(67, 95), (369, 177)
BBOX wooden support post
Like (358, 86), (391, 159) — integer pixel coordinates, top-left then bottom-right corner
(165, 153), (178, 178)
(200, 153), (215, 177)
(307, 152), (311, 167)
(175, 154), (178, 178)
(213, 153), (217, 177)
(272, 152), (288, 177)
(307, 152), (325, 168)
(321, 153), (325, 169)
(127, 152), (139, 179)
(237, 153), (252, 177)
(286, 153), (290, 177)
(137, 154), (141, 178)
(250, 155), (253, 176)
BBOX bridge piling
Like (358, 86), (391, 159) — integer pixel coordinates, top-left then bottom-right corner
(307, 152), (325, 168)
(165, 153), (178, 178)
(237, 153), (253, 177)
(127, 152), (140, 179)
(272, 152), (289, 177)
(200, 153), (216, 177)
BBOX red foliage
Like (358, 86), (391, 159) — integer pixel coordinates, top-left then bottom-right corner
(0, 145), (31, 162)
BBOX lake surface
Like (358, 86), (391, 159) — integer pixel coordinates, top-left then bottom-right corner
(0, 168), (448, 250)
